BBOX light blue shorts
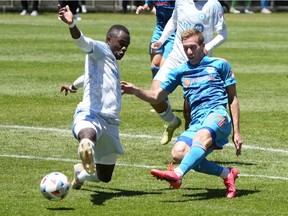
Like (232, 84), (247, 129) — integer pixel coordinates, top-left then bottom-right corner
(149, 25), (175, 59)
(177, 109), (232, 149)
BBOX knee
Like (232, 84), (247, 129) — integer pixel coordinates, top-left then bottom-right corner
(78, 128), (96, 142)
(171, 143), (189, 163)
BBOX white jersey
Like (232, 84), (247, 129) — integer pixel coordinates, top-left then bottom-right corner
(155, 0), (227, 82)
(75, 34), (122, 124)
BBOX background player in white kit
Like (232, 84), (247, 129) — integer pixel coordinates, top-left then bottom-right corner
(58, 4), (130, 189)
(150, 0), (228, 146)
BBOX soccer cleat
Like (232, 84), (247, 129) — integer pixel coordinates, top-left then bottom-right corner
(20, 10), (27, 16)
(244, 9), (254, 14)
(229, 7), (241, 14)
(71, 163), (84, 190)
(160, 117), (182, 145)
(78, 139), (96, 175)
(81, 5), (87, 13)
(30, 10), (38, 16)
(150, 169), (182, 189)
(223, 167), (239, 198)
(261, 8), (272, 14)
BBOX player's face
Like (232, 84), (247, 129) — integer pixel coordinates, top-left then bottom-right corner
(109, 31), (130, 60)
(182, 36), (204, 65)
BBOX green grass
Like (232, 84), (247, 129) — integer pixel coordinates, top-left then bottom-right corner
(0, 12), (288, 216)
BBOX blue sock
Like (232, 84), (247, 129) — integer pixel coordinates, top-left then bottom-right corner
(178, 145), (206, 175)
(193, 158), (224, 177)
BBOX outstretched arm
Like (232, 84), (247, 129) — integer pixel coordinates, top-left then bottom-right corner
(121, 81), (169, 104)
(226, 84), (243, 156)
(60, 75), (84, 96)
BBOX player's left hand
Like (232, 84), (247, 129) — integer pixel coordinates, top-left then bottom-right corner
(233, 132), (243, 156)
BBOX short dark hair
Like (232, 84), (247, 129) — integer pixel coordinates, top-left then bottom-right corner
(107, 24), (130, 38)
(181, 29), (204, 45)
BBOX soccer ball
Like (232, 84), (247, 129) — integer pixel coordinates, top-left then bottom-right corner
(40, 172), (70, 201)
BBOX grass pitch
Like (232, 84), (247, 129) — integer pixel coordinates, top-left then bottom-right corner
(0, 11), (287, 216)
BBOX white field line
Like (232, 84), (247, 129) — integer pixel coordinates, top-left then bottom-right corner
(1, 125), (288, 155)
(1, 125), (288, 181)
(0, 153), (287, 181)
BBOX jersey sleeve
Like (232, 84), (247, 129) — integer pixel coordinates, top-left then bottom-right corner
(160, 67), (182, 93)
(75, 34), (108, 60)
(219, 60), (237, 87)
(204, 1), (227, 52)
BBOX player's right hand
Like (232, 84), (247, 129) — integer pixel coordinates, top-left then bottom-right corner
(60, 84), (77, 96)
(136, 6), (145, 14)
(151, 41), (162, 53)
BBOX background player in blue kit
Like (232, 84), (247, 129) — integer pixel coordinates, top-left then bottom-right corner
(121, 29), (243, 198)
(136, 1), (175, 79)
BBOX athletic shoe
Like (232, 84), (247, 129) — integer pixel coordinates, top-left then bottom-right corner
(150, 169), (182, 189)
(81, 5), (87, 13)
(261, 8), (272, 14)
(30, 10), (38, 16)
(20, 10), (27, 16)
(223, 167), (239, 198)
(244, 9), (254, 14)
(78, 139), (96, 174)
(71, 163), (84, 190)
(229, 7), (241, 14)
(73, 14), (82, 21)
(160, 117), (182, 145)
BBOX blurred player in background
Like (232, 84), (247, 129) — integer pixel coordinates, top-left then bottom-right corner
(136, 1), (175, 80)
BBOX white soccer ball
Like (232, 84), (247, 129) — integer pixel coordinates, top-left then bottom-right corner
(40, 172), (70, 201)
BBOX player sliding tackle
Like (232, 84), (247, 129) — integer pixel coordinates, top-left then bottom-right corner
(121, 29), (243, 198)
(58, 4), (131, 190)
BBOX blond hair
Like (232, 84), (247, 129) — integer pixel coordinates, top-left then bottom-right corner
(181, 29), (204, 45)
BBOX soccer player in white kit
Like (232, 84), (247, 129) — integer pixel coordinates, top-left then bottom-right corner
(58, 4), (130, 189)
(150, 0), (227, 145)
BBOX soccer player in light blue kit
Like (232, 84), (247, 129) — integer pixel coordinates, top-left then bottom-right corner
(136, 1), (175, 79)
(58, 4), (130, 189)
(121, 29), (243, 198)
(150, 0), (228, 145)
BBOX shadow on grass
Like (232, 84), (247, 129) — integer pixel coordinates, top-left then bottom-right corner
(81, 186), (161, 205)
(172, 109), (183, 113)
(171, 160), (257, 167)
(46, 207), (75, 211)
(161, 187), (260, 202)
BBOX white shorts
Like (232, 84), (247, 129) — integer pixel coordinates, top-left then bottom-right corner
(153, 51), (187, 83)
(72, 109), (124, 165)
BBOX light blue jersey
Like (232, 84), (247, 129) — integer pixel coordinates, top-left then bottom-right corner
(160, 56), (236, 148)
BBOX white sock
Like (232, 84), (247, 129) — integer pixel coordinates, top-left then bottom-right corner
(173, 167), (184, 178)
(78, 170), (100, 182)
(159, 104), (177, 126)
(220, 167), (230, 179)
